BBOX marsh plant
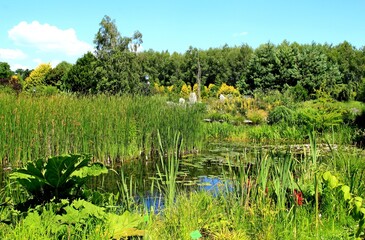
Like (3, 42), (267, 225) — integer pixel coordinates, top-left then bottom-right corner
(0, 94), (205, 166)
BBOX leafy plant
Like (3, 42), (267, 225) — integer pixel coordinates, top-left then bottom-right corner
(10, 154), (108, 208)
(58, 199), (145, 239)
(267, 105), (297, 125)
(323, 171), (365, 239)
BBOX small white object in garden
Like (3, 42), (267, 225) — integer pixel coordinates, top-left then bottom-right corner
(179, 98), (185, 104)
(219, 94), (226, 102)
(189, 92), (197, 104)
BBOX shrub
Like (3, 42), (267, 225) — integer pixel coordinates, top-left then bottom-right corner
(217, 83), (240, 97)
(246, 108), (268, 124)
(180, 83), (191, 98)
(296, 99), (344, 131)
(207, 83), (218, 98)
(40, 85), (59, 96)
(153, 82), (165, 94)
(267, 105), (297, 125)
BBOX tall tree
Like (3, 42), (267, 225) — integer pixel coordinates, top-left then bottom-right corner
(0, 62), (12, 79)
(14, 68), (32, 81)
(65, 52), (98, 93)
(243, 42), (280, 92)
(93, 15), (144, 94)
(298, 44), (341, 97)
(94, 15), (121, 58)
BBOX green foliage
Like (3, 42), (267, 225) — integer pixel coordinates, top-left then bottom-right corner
(0, 94), (205, 164)
(65, 52), (98, 93)
(10, 154), (108, 207)
(24, 63), (52, 90)
(246, 108), (268, 125)
(239, 41), (345, 97)
(0, 62), (12, 79)
(267, 105), (297, 125)
(322, 171), (365, 238)
(0, 199), (145, 239)
(297, 98), (344, 131)
(95, 50), (142, 94)
(45, 61), (72, 89)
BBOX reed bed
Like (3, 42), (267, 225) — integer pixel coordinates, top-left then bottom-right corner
(0, 93), (205, 166)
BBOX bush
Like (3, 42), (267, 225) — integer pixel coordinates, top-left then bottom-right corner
(216, 83), (240, 97)
(267, 105), (297, 125)
(180, 83), (191, 98)
(246, 108), (268, 124)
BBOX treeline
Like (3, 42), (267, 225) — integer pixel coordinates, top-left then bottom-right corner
(1, 15), (365, 101)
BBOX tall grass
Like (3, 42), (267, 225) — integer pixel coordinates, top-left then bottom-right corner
(0, 93), (205, 166)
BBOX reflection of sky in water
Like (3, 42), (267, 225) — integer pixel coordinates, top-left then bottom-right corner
(137, 193), (164, 214)
(198, 176), (233, 196)
(140, 176), (233, 213)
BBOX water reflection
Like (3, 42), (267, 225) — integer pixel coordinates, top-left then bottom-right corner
(198, 176), (232, 196)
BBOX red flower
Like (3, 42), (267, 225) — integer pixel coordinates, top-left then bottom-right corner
(293, 189), (304, 206)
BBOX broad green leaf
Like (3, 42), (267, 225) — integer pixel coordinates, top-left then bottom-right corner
(17, 178), (44, 194)
(45, 155), (72, 188)
(10, 171), (36, 180)
(72, 199), (106, 220)
(341, 185), (351, 201)
(354, 197), (363, 211)
(328, 175), (339, 189)
(108, 211), (144, 238)
(71, 163), (108, 178)
(323, 171), (331, 181)
(190, 230), (202, 239)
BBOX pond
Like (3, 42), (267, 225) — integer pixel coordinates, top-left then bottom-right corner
(85, 140), (362, 212)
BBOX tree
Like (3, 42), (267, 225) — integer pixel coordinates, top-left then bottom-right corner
(14, 68), (32, 81)
(0, 62), (12, 79)
(297, 44), (341, 97)
(276, 41), (301, 86)
(24, 63), (52, 90)
(94, 15), (121, 58)
(95, 50), (142, 94)
(65, 52), (98, 93)
(45, 61), (72, 89)
(92, 15), (144, 94)
(243, 42), (280, 92)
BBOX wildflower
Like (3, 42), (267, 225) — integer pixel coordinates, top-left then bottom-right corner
(293, 189), (304, 206)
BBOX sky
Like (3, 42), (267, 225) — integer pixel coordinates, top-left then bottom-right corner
(1, 0), (364, 70)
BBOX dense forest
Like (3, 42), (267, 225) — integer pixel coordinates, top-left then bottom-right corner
(1, 15), (365, 102)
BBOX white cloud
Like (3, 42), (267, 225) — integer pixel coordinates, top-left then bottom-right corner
(233, 32), (249, 37)
(33, 58), (42, 65)
(0, 48), (27, 60)
(8, 21), (93, 56)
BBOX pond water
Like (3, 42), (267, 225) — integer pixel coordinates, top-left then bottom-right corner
(2, 141), (363, 211)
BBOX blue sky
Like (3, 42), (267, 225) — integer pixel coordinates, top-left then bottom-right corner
(1, 0), (364, 70)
